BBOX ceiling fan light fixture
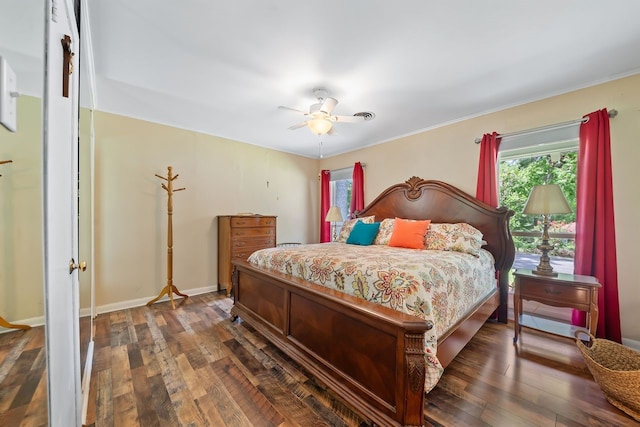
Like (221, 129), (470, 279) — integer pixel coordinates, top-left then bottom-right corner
(308, 118), (332, 135)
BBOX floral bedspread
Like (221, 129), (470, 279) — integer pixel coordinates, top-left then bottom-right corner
(247, 242), (496, 391)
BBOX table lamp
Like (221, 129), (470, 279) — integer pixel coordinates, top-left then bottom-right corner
(325, 206), (343, 241)
(523, 184), (572, 276)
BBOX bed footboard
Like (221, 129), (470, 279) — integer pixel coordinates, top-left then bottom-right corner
(231, 261), (432, 427)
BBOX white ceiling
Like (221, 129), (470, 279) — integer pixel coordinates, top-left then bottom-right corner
(3, 1), (640, 158)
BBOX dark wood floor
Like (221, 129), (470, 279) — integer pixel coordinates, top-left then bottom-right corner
(1, 291), (637, 426)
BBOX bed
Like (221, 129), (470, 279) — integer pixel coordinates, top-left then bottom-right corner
(230, 177), (515, 427)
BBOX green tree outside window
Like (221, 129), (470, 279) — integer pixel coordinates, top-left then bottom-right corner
(499, 151), (576, 257)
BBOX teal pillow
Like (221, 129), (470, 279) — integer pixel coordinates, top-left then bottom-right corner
(346, 221), (381, 246)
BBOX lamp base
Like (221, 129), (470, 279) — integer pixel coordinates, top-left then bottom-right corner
(532, 267), (558, 277)
(533, 234), (557, 276)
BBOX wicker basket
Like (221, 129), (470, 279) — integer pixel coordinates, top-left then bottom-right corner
(575, 331), (640, 421)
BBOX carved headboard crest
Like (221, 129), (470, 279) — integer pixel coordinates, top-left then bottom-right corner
(405, 176), (424, 200)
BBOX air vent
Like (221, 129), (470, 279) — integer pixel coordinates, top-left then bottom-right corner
(354, 111), (375, 121)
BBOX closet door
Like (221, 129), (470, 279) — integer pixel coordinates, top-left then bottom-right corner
(42, 0), (82, 425)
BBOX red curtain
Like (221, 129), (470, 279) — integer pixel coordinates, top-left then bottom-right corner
(572, 109), (621, 342)
(320, 170), (331, 243)
(350, 162), (364, 218)
(475, 132), (501, 206)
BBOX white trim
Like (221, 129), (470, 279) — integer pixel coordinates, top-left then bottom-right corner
(0, 285), (221, 333)
(330, 167), (354, 181)
(0, 315), (45, 332)
(81, 340), (93, 425)
(93, 285), (220, 315)
(499, 138), (578, 161)
(80, 0), (97, 109)
(89, 110), (95, 321)
(623, 338), (640, 351)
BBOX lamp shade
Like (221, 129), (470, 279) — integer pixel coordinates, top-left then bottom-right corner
(523, 184), (572, 215)
(325, 205), (343, 222)
(308, 118), (333, 135)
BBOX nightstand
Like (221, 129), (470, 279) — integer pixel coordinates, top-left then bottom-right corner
(513, 269), (601, 343)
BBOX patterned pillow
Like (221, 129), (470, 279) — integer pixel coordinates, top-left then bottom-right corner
(374, 218), (395, 245)
(425, 223), (484, 256)
(336, 216), (375, 243)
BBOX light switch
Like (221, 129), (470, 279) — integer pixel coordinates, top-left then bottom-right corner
(0, 56), (18, 132)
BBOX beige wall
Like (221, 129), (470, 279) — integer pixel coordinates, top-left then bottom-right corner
(321, 74), (640, 343)
(92, 112), (319, 308)
(0, 98), (319, 324)
(0, 96), (92, 325)
(0, 96), (44, 323)
(0, 97), (94, 325)
(3, 75), (638, 345)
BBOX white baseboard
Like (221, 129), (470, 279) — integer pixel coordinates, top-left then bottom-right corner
(92, 285), (221, 316)
(0, 315), (45, 331)
(622, 338), (640, 351)
(0, 284), (222, 334)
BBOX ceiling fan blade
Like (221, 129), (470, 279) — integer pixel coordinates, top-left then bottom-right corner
(327, 127), (337, 136)
(320, 97), (338, 114)
(332, 115), (366, 123)
(278, 105), (307, 114)
(288, 121), (308, 130)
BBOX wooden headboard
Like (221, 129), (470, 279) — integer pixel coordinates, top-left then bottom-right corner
(355, 176), (515, 322)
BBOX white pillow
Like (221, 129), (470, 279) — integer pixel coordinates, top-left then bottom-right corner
(425, 223), (484, 256)
(374, 218), (395, 245)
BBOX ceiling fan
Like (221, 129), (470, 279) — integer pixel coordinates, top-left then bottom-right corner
(279, 88), (374, 135)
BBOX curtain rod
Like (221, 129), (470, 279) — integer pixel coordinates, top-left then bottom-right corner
(331, 163), (366, 174)
(474, 109), (617, 144)
(318, 163), (366, 180)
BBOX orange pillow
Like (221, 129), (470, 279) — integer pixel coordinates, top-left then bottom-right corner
(388, 218), (431, 249)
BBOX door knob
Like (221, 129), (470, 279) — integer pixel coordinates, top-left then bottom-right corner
(69, 259), (87, 274)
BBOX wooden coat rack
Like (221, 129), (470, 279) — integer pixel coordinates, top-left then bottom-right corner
(147, 166), (188, 309)
(0, 160), (30, 331)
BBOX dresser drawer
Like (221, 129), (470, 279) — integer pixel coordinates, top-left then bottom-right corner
(231, 236), (275, 250)
(231, 249), (262, 261)
(231, 217), (276, 227)
(231, 227), (275, 238)
(519, 279), (590, 305)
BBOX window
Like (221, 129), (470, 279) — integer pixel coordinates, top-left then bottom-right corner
(329, 167), (353, 234)
(498, 125), (579, 276)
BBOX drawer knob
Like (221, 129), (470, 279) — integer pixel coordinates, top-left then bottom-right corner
(544, 289), (562, 295)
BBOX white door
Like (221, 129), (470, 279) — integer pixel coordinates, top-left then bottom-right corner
(42, 0), (81, 425)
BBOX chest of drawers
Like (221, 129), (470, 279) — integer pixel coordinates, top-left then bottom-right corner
(217, 215), (276, 296)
